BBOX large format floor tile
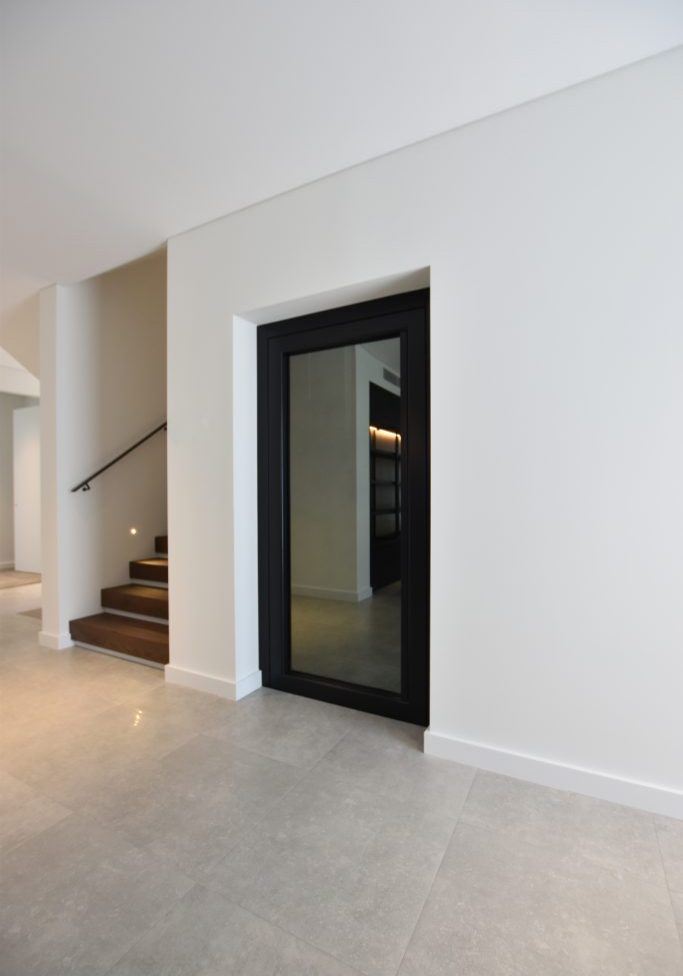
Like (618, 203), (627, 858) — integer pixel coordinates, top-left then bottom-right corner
(657, 815), (683, 894)
(672, 891), (683, 946)
(80, 732), (305, 876)
(314, 722), (475, 818)
(205, 687), (355, 767)
(203, 770), (456, 976)
(461, 769), (666, 885)
(1, 699), (203, 811)
(399, 822), (683, 976)
(0, 814), (194, 976)
(109, 884), (362, 976)
(2, 594), (682, 976)
(0, 769), (70, 854)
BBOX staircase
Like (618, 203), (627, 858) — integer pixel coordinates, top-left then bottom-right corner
(70, 534), (169, 667)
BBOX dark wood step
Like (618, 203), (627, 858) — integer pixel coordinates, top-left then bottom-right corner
(70, 613), (169, 665)
(101, 583), (168, 619)
(129, 558), (168, 583)
(155, 535), (168, 554)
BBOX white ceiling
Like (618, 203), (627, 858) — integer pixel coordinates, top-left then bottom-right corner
(1, 0), (682, 328)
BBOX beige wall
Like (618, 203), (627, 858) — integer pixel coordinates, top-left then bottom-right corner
(40, 251), (167, 645)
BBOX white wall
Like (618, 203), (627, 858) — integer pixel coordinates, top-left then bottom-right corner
(0, 393), (39, 568)
(290, 342), (402, 602)
(290, 346), (362, 601)
(40, 252), (167, 648)
(166, 50), (683, 816)
(13, 405), (41, 572)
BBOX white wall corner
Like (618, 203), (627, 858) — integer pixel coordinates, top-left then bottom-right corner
(38, 630), (74, 651)
(423, 730), (683, 820)
(165, 663), (262, 701)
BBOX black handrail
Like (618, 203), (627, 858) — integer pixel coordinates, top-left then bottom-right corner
(71, 421), (167, 492)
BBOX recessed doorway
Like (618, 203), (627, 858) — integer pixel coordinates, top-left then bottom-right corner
(258, 289), (429, 724)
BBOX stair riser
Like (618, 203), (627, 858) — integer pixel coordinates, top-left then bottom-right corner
(72, 641), (164, 670)
(155, 535), (168, 554)
(70, 620), (169, 665)
(102, 587), (168, 618)
(129, 561), (168, 583)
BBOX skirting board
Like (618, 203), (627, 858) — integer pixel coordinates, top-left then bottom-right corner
(291, 584), (373, 602)
(165, 664), (262, 701)
(39, 630), (74, 651)
(423, 730), (683, 820)
(0, 560), (14, 570)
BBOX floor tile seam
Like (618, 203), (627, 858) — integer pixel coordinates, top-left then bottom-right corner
(293, 724), (355, 776)
(0, 803), (72, 858)
(458, 781), (674, 893)
(4, 733), (186, 816)
(183, 727), (410, 889)
(655, 826), (683, 956)
(288, 721), (467, 810)
(199, 726), (319, 770)
(0, 790), (82, 858)
(202, 718), (353, 771)
(98, 880), (201, 976)
(190, 752), (314, 881)
(392, 774), (472, 975)
(283, 755), (463, 826)
(191, 880), (369, 976)
(193, 728), (323, 774)
(5, 804), (191, 883)
(447, 821), (683, 912)
(133, 726), (206, 764)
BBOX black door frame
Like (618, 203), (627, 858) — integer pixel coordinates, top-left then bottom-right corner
(257, 288), (430, 725)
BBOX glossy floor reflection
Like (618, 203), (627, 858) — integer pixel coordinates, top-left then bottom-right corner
(1, 588), (682, 976)
(291, 582), (401, 692)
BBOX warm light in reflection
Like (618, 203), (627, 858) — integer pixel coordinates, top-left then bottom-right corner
(369, 426), (401, 441)
(130, 527), (138, 536)
(133, 709), (143, 727)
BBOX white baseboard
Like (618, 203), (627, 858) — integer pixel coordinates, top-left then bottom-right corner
(39, 630), (74, 651)
(165, 664), (262, 701)
(291, 583), (373, 603)
(235, 669), (263, 698)
(0, 560), (14, 570)
(423, 730), (683, 820)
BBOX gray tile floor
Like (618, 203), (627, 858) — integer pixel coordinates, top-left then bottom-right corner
(1, 587), (682, 976)
(291, 583), (402, 692)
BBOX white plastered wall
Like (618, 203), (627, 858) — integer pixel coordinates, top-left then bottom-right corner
(40, 252), (167, 648)
(166, 50), (683, 816)
(290, 346), (362, 602)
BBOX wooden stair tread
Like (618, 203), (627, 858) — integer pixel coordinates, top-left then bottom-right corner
(101, 583), (168, 618)
(70, 612), (169, 665)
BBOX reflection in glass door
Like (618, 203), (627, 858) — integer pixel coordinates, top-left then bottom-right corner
(289, 340), (402, 693)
